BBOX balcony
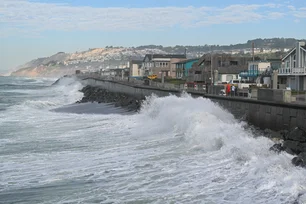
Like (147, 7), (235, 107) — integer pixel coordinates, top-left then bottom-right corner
(239, 70), (262, 78)
(278, 67), (306, 75)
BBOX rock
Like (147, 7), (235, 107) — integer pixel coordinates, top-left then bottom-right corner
(292, 153), (306, 168)
(269, 143), (284, 153)
(292, 157), (304, 167)
(77, 85), (144, 111)
(283, 140), (306, 155)
(298, 152), (306, 162)
(283, 147), (295, 155)
(285, 127), (306, 142)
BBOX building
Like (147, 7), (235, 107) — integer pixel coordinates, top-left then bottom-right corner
(129, 60), (142, 77)
(217, 67), (243, 84)
(173, 58), (199, 79)
(239, 61), (271, 79)
(278, 41), (306, 91)
(141, 54), (187, 78)
(101, 68), (129, 78)
(188, 54), (250, 84)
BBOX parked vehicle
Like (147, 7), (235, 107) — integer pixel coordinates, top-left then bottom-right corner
(229, 79), (254, 89)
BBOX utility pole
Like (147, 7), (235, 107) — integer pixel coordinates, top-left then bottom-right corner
(210, 46), (213, 85)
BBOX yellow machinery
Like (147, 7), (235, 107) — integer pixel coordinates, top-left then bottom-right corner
(147, 74), (157, 80)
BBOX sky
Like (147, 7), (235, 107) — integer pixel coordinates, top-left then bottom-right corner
(0, 0), (306, 73)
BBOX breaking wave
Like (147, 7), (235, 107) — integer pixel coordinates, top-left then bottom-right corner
(5, 76), (83, 110)
(132, 94), (306, 203)
(1, 76), (306, 204)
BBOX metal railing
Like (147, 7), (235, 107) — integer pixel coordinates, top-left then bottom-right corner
(78, 73), (306, 104)
(278, 67), (306, 75)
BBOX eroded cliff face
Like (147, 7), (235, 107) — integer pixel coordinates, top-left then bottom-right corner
(10, 66), (74, 78)
(10, 47), (166, 77)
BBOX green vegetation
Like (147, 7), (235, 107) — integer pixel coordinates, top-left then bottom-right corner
(135, 38), (304, 54)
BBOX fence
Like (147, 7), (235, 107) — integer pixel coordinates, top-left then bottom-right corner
(78, 73), (306, 104)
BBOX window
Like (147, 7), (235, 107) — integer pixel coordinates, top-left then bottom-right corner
(195, 71), (202, 74)
(163, 63), (165, 67)
(230, 61), (238, 65)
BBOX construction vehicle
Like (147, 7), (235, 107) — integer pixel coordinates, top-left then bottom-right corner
(147, 74), (157, 80)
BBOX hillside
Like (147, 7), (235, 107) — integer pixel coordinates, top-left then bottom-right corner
(11, 48), (167, 77)
(11, 38), (305, 77)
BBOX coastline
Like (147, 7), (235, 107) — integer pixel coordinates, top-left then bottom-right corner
(77, 85), (144, 112)
(74, 76), (306, 168)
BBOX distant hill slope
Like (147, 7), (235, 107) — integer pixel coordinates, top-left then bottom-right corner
(11, 38), (305, 77)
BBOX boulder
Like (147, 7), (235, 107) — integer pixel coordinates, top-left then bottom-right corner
(292, 152), (306, 168)
(76, 85), (143, 111)
(269, 143), (284, 153)
(283, 140), (306, 155)
(292, 157), (304, 167)
(285, 127), (306, 142)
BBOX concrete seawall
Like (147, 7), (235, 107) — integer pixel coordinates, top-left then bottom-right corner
(80, 77), (306, 131)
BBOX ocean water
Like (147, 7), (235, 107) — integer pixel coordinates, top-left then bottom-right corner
(1, 76), (306, 204)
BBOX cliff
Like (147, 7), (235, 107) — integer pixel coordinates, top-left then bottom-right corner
(10, 48), (167, 77)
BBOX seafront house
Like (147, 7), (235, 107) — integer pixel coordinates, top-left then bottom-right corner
(141, 54), (187, 78)
(173, 58), (199, 79)
(278, 42), (306, 91)
(239, 61), (272, 82)
(129, 60), (143, 77)
(188, 54), (250, 84)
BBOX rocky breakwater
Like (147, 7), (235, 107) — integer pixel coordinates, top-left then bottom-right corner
(77, 85), (144, 111)
(270, 127), (306, 168)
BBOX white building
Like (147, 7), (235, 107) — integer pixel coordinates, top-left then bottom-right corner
(278, 42), (306, 91)
(129, 60), (142, 77)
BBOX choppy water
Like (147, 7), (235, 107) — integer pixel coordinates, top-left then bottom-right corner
(1, 76), (306, 204)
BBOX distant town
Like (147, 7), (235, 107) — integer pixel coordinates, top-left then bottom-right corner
(10, 38), (306, 96)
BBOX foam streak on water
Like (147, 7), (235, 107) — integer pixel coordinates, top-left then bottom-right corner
(0, 77), (306, 204)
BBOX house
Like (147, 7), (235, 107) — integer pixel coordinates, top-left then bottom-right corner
(141, 54), (187, 78)
(217, 67), (243, 84)
(129, 60), (142, 77)
(188, 54), (250, 84)
(238, 59), (282, 83)
(278, 42), (306, 91)
(239, 61), (271, 79)
(173, 58), (199, 79)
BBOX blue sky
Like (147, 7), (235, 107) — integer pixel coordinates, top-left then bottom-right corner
(0, 0), (305, 73)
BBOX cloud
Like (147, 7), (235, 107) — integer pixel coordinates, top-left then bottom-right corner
(0, 0), (299, 37)
(292, 7), (306, 18)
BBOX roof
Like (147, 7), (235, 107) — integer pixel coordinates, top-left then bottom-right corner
(144, 54), (186, 61)
(130, 60), (143, 64)
(282, 44), (306, 61)
(217, 66), (247, 74)
(172, 58), (199, 64)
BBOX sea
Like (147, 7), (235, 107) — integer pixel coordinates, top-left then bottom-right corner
(1, 76), (306, 204)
